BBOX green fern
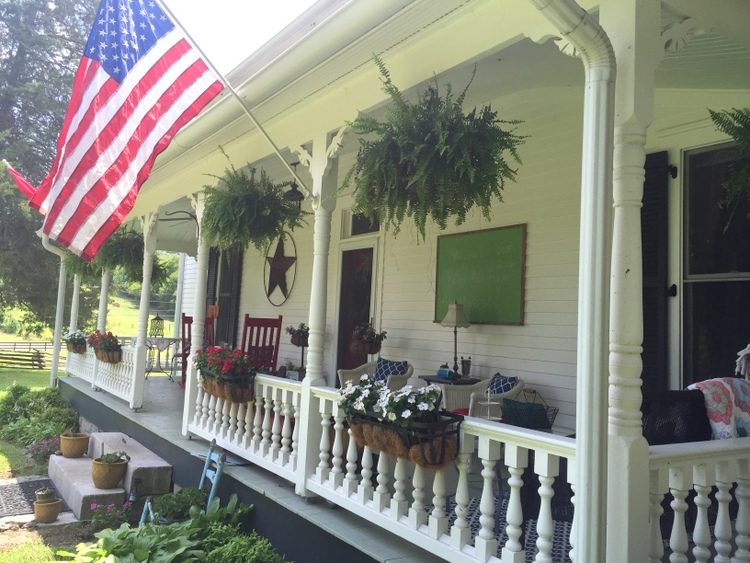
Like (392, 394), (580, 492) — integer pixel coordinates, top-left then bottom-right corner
(201, 155), (306, 251)
(345, 56), (525, 238)
(708, 107), (750, 217)
(92, 228), (168, 285)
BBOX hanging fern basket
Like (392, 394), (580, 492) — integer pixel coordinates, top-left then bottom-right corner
(345, 57), (525, 239)
(708, 107), (750, 218)
(201, 158), (306, 251)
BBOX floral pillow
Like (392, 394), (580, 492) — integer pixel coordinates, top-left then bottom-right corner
(488, 373), (519, 395)
(373, 358), (408, 382)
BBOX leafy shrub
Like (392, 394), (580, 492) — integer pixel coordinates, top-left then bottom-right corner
(27, 435), (60, 463)
(208, 531), (287, 563)
(152, 487), (208, 521)
(90, 501), (135, 532)
(0, 386), (77, 446)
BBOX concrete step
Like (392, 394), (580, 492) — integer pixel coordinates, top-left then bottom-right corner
(48, 455), (125, 520)
(49, 432), (173, 520)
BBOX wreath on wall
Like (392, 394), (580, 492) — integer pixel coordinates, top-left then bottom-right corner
(344, 56), (526, 239)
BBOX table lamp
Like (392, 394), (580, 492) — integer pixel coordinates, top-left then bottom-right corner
(440, 302), (471, 375)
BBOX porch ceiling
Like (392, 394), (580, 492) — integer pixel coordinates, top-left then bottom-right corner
(129, 0), (750, 221)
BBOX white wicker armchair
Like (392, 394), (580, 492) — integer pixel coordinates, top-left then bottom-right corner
(337, 361), (414, 391)
(440, 377), (525, 414)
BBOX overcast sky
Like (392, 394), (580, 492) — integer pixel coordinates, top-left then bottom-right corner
(162, 0), (318, 74)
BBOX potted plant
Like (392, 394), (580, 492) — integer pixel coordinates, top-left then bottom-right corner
(338, 376), (462, 468)
(87, 330), (122, 364)
(350, 323), (387, 355)
(63, 329), (87, 354)
(33, 488), (62, 523)
(286, 323), (309, 347)
(92, 445), (129, 489)
(201, 154), (307, 251)
(345, 56), (525, 239)
(60, 428), (89, 458)
(195, 345), (256, 403)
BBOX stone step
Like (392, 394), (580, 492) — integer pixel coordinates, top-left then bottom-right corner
(48, 455), (125, 520)
(49, 432), (173, 521)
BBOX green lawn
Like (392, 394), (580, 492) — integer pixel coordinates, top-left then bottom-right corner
(0, 368), (51, 396)
(1, 538), (62, 562)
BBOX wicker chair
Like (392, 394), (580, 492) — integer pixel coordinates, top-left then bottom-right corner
(337, 361), (414, 391)
(440, 377), (525, 415)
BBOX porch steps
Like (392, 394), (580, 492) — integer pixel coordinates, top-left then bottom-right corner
(49, 432), (173, 520)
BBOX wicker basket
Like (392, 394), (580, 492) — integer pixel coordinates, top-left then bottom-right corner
(502, 390), (558, 430)
(95, 349), (122, 364)
(66, 342), (86, 354)
(201, 372), (255, 403)
(348, 411), (462, 468)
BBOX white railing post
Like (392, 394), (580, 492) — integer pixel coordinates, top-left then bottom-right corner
(736, 458), (750, 561)
(648, 467), (667, 563)
(451, 434), (476, 550)
(475, 435), (502, 559)
(69, 274), (81, 333)
(503, 443), (529, 563)
(97, 268), (111, 332)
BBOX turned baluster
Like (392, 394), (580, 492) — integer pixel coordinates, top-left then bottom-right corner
(343, 428), (359, 497)
(198, 387), (210, 429)
(390, 457), (409, 520)
(691, 463), (712, 563)
(502, 443), (529, 563)
(228, 401), (239, 443)
(316, 400), (332, 483)
(451, 449), (472, 549)
(193, 383), (205, 427)
(714, 460), (733, 563)
(329, 405), (345, 489)
(241, 399), (254, 450)
(668, 466), (690, 563)
(233, 402), (245, 445)
(409, 463), (427, 529)
(261, 391), (273, 456)
(373, 452), (391, 512)
(534, 452), (560, 563)
(428, 467), (448, 539)
(569, 480), (577, 563)
(251, 394), (263, 451)
(209, 396), (222, 436)
(271, 389), (283, 460)
(280, 394), (292, 466)
(290, 399), (299, 470)
(357, 445), (374, 504)
(219, 399), (231, 440)
(735, 458), (750, 562)
(648, 468), (667, 563)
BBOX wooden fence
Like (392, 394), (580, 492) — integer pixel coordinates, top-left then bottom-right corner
(0, 341), (59, 369)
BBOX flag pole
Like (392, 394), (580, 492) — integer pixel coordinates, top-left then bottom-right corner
(156, 0), (312, 198)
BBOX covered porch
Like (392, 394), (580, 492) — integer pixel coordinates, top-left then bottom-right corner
(48, 0), (750, 561)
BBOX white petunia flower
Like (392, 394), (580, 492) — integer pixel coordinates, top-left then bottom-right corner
(417, 402), (429, 411)
(407, 395), (416, 403)
(388, 412), (397, 421)
(360, 374), (370, 381)
(401, 409), (412, 418)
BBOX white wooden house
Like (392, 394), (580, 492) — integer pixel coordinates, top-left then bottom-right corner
(58, 1), (750, 561)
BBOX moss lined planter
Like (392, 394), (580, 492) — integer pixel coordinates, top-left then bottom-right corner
(60, 433), (89, 458)
(66, 342), (86, 354)
(95, 349), (122, 364)
(349, 341), (381, 356)
(201, 374), (255, 404)
(91, 458), (128, 489)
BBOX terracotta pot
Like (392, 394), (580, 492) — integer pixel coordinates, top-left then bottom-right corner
(66, 342), (86, 354)
(349, 341), (381, 355)
(91, 459), (128, 489)
(95, 349), (122, 364)
(60, 433), (89, 458)
(34, 498), (62, 523)
(291, 333), (308, 347)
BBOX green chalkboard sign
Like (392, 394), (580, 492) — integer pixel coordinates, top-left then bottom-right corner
(435, 224), (526, 325)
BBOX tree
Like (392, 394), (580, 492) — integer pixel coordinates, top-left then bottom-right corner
(0, 0), (97, 333)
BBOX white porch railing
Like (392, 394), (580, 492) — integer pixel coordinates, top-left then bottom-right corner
(66, 347), (95, 383)
(187, 374), (301, 484)
(649, 440), (750, 563)
(92, 346), (137, 404)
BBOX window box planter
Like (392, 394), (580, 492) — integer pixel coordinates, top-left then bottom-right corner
(201, 370), (255, 404)
(66, 341), (87, 354)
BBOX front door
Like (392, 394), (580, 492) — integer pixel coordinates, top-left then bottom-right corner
(337, 248), (374, 371)
(214, 246), (243, 347)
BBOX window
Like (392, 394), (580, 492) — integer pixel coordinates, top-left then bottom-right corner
(683, 143), (750, 384)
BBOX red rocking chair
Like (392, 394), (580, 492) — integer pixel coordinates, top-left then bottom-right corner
(240, 314), (282, 373)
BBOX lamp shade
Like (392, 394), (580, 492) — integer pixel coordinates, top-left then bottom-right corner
(440, 303), (470, 328)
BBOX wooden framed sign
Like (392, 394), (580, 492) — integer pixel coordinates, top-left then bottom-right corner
(435, 224), (526, 325)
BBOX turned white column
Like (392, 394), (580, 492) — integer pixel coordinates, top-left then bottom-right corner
(182, 193), (209, 435)
(528, 2), (616, 561)
(294, 128), (345, 496)
(68, 274), (81, 332)
(131, 212), (158, 410)
(600, 1), (662, 561)
(39, 234), (67, 387)
(172, 253), (186, 339)
(96, 269), (112, 332)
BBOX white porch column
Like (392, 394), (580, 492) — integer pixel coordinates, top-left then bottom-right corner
(68, 274), (81, 332)
(96, 269), (112, 332)
(600, 1), (662, 561)
(528, 2), (615, 561)
(172, 253), (186, 339)
(131, 212), (158, 410)
(294, 128), (344, 496)
(39, 234), (67, 387)
(182, 194), (208, 435)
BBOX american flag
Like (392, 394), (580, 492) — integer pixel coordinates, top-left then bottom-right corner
(19, 0), (223, 260)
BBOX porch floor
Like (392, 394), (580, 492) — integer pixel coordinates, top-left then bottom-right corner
(58, 374), (443, 563)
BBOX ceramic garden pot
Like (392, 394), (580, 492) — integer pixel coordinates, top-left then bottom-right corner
(91, 459), (128, 489)
(34, 498), (62, 523)
(59, 433), (89, 458)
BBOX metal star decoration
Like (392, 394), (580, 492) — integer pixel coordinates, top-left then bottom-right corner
(266, 237), (296, 298)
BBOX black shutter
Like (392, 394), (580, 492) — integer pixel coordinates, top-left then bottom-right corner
(206, 248), (220, 306)
(641, 151), (670, 391)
